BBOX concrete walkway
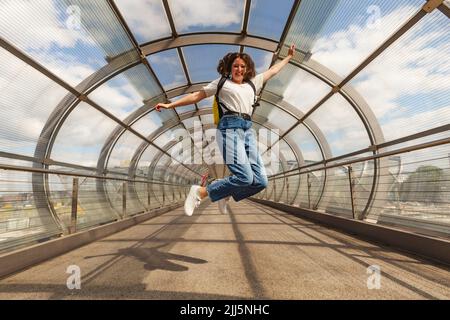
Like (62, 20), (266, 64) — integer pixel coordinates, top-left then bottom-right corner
(0, 200), (449, 299)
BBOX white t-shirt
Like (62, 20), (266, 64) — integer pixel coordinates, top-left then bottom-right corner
(202, 74), (264, 115)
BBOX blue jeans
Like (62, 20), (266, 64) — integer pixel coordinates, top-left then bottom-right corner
(206, 115), (268, 202)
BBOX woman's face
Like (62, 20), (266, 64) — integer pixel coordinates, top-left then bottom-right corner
(231, 57), (246, 84)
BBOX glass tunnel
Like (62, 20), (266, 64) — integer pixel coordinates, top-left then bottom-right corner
(0, 0), (449, 259)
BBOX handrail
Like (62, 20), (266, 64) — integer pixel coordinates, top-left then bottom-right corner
(269, 136), (450, 180)
(0, 163), (190, 187)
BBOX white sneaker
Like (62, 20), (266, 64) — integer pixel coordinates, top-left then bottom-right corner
(184, 185), (202, 216)
(218, 197), (230, 214)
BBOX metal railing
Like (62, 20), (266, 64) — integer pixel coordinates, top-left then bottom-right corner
(0, 165), (190, 254)
(256, 138), (450, 239)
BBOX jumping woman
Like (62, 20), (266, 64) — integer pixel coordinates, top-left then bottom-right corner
(155, 44), (296, 216)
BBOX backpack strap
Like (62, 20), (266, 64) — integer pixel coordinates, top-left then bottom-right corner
(246, 80), (260, 108)
(215, 76), (231, 114)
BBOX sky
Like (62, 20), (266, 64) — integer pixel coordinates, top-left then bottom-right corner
(0, 0), (449, 190)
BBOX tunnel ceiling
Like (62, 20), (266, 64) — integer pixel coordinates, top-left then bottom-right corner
(0, 0), (449, 184)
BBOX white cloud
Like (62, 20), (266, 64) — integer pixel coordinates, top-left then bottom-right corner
(0, 0), (92, 51)
(311, 5), (420, 76)
(168, 0), (242, 31)
(299, 5), (450, 148)
(0, 50), (69, 153)
(275, 65), (331, 113)
(308, 94), (370, 155)
(115, 0), (172, 41)
(381, 106), (450, 140)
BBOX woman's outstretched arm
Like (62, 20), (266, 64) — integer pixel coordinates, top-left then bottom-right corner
(155, 90), (207, 112)
(262, 44), (295, 83)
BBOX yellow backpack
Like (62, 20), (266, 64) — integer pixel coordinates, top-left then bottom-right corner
(212, 76), (228, 125)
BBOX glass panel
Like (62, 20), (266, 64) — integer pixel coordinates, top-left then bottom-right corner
(200, 114), (214, 125)
(168, 0), (243, 33)
(0, 0), (138, 87)
(285, 0), (423, 77)
(293, 172), (309, 207)
(107, 130), (145, 171)
(264, 64), (331, 114)
(198, 96), (214, 110)
(316, 167), (353, 218)
(171, 94), (196, 114)
(125, 183), (146, 216)
(133, 181), (150, 211)
(270, 139), (295, 174)
(69, 177), (120, 230)
(0, 171), (61, 253)
(383, 132), (449, 154)
(248, 0), (294, 41)
(345, 10), (450, 142)
(131, 109), (177, 137)
(278, 139), (299, 171)
(148, 49), (187, 91)
(166, 141), (186, 165)
(105, 179), (124, 217)
(266, 180), (275, 201)
(254, 101), (297, 135)
(280, 175), (300, 204)
(308, 94), (371, 157)
(152, 154), (170, 204)
(183, 45), (240, 83)
(286, 174), (301, 204)
(51, 102), (119, 167)
(351, 160), (376, 219)
(273, 177), (285, 202)
(367, 145), (450, 238)
(136, 144), (159, 178)
(114, 0), (172, 43)
(0, 47), (72, 157)
(308, 170), (325, 209)
(182, 116), (202, 130)
(253, 123), (282, 176)
(153, 125), (185, 149)
(88, 64), (163, 120)
(243, 47), (273, 75)
(285, 124), (323, 164)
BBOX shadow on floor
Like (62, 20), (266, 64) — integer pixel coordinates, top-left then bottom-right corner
(85, 243), (207, 272)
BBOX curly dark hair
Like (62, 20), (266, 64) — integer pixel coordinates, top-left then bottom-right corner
(217, 52), (256, 81)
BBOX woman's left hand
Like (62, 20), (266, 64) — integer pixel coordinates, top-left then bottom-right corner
(288, 44), (295, 57)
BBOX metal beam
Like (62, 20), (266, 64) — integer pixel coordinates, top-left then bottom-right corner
(141, 33), (278, 56)
(161, 0), (178, 37)
(242, 0), (252, 35)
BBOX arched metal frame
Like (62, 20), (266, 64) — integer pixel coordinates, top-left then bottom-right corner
(143, 113), (301, 181)
(142, 118), (298, 205)
(0, 0), (440, 225)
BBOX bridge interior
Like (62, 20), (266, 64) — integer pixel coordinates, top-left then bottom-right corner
(1, 200), (449, 300)
(0, 0), (449, 299)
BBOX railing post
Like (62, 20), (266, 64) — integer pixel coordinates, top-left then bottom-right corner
(348, 166), (356, 219)
(147, 183), (151, 209)
(162, 186), (165, 206)
(70, 178), (79, 234)
(285, 177), (289, 204)
(307, 174), (311, 209)
(273, 179), (277, 201)
(122, 182), (127, 218)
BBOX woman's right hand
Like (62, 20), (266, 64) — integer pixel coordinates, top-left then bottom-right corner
(155, 103), (171, 112)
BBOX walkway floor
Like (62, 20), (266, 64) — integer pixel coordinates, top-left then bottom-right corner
(0, 200), (449, 299)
